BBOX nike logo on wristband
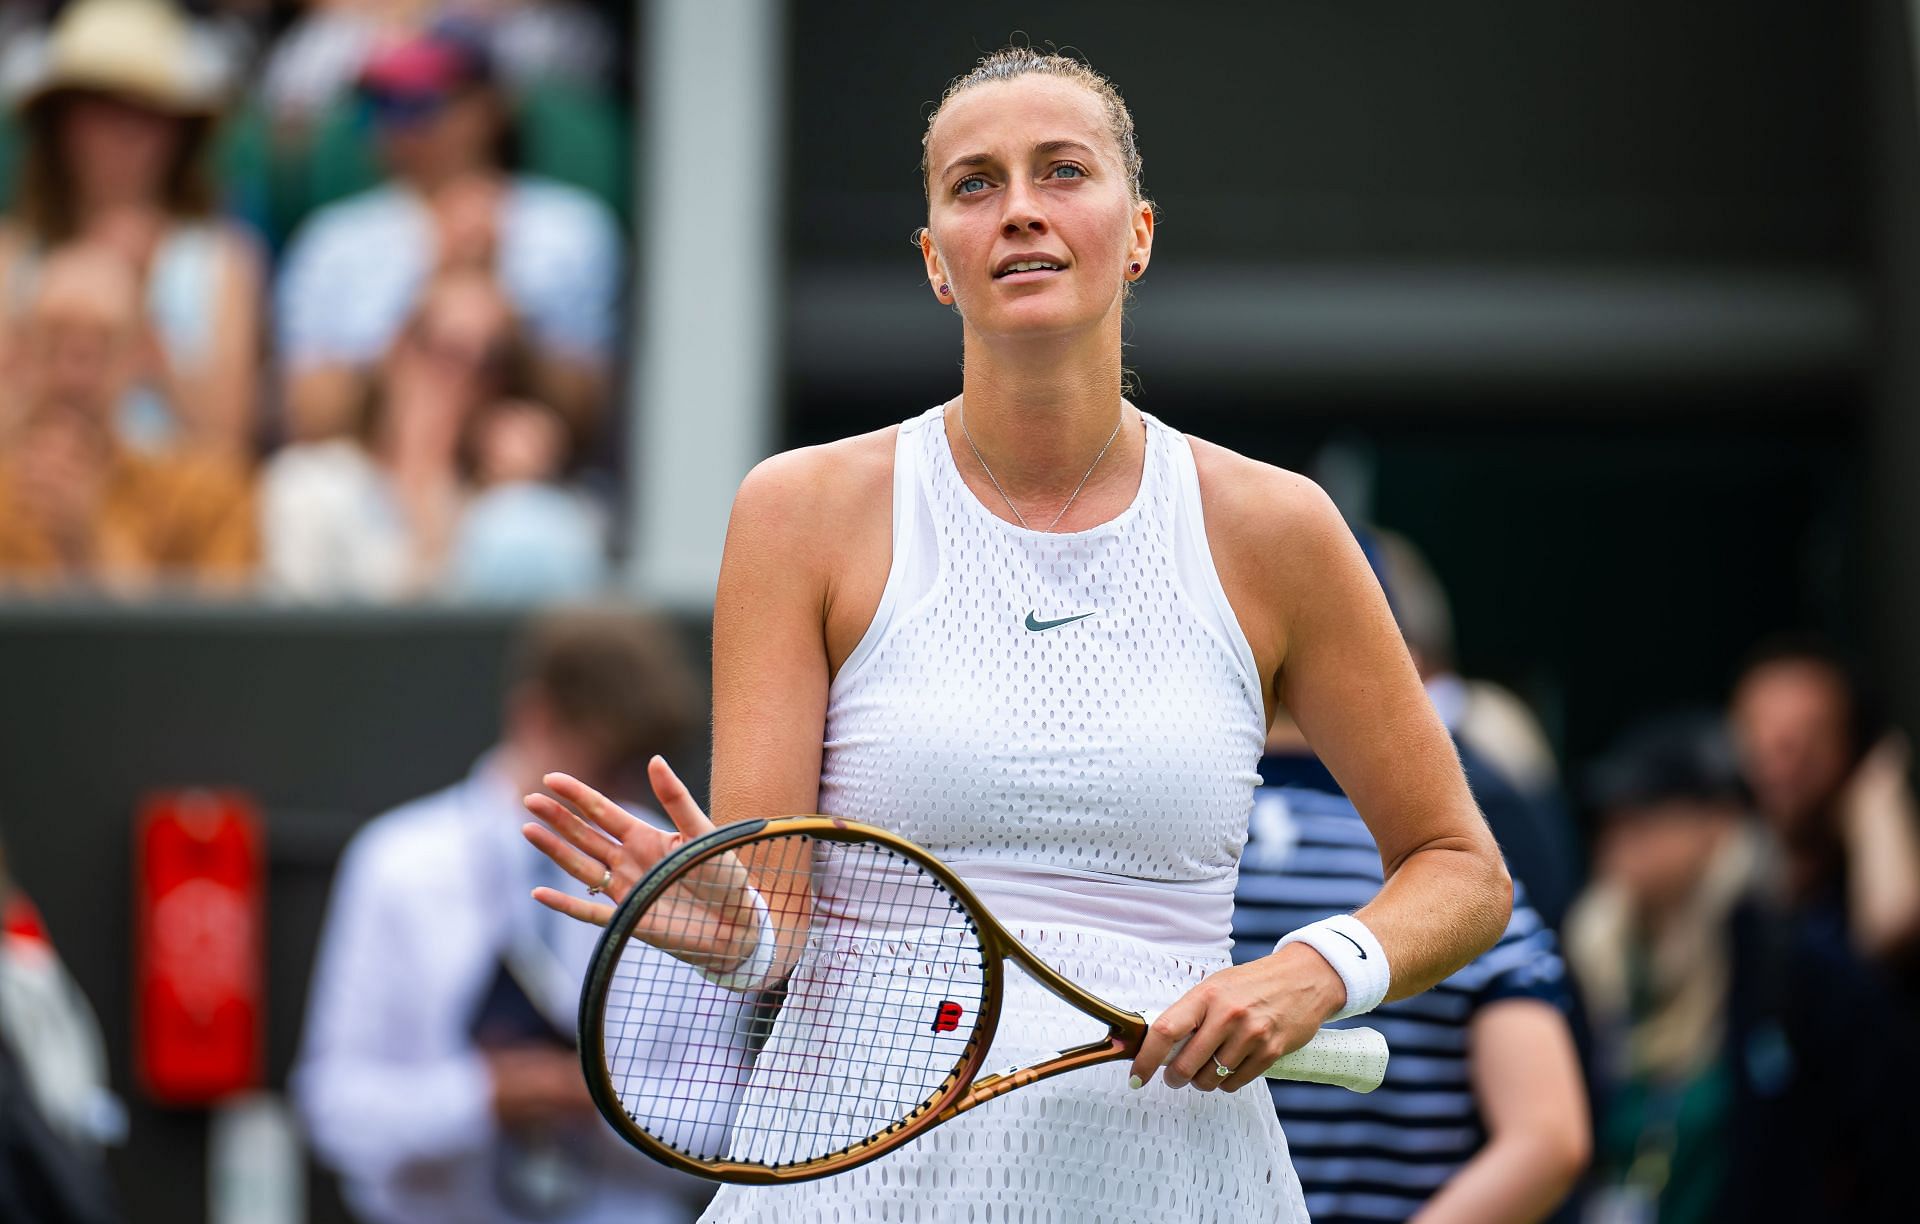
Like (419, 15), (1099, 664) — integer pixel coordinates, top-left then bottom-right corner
(1333, 930), (1368, 959)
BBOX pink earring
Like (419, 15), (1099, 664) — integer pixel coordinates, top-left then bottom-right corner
(1129, 262), (1142, 276)
(939, 283), (950, 297)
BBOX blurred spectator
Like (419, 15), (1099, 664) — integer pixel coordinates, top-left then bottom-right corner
(260, 267), (607, 600)
(1236, 716), (1588, 1224)
(261, 1), (616, 134)
(447, 397), (609, 600)
(0, 840), (124, 1224)
(1364, 528), (1582, 928)
(275, 20), (620, 444)
(0, 0), (263, 459)
(1565, 714), (1916, 1223)
(1373, 531), (1560, 795)
(292, 608), (719, 1224)
(1729, 637), (1920, 973)
(0, 244), (255, 594)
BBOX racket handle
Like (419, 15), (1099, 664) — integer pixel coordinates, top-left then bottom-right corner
(1142, 1011), (1388, 1094)
(1262, 1026), (1388, 1093)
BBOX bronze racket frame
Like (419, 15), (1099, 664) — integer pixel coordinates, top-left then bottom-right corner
(578, 815), (1160, 1185)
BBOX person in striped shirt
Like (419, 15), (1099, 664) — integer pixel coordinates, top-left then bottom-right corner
(1233, 727), (1590, 1223)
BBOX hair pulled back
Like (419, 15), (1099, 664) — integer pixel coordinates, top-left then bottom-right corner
(921, 45), (1152, 213)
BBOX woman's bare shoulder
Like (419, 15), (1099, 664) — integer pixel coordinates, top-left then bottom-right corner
(1186, 434), (1346, 555)
(729, 426), (898, 557)
(1185, 433), (1372, 674)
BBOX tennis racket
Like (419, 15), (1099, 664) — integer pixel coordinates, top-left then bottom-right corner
(579, 814), (1388, 1184)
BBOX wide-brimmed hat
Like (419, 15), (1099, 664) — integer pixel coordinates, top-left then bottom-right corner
(2, 0), (227, 117)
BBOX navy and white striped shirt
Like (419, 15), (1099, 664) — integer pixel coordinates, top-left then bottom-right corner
(1232, 758), (1568, 1223)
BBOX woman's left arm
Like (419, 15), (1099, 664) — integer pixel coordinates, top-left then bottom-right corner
(1134, 461), (1509, 1092)
(1272, 477), (1511, 997)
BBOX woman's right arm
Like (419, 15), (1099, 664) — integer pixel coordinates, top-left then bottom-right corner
(524, 442), (863, 970)
(708, 447), (839, 827)
(696, 450), (836, 969)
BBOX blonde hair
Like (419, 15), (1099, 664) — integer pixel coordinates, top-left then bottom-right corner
(920, 46), (1152, 211)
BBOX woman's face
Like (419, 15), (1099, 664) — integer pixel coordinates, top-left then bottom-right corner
(56, 93), (186, 206)
(390, 275), (517, 403)
(920, 76), (1152, 342)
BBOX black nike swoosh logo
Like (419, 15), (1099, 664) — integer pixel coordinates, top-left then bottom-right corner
(1333, 930), (1368, 960)
(1024, 610), (1097, 632)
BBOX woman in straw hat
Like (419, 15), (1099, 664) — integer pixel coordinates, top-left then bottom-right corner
(0, 0), (261, 459)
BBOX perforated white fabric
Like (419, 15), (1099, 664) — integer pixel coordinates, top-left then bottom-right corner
(698, 407), (1301, 1221)
(819, 406), (1266, 952)
(699, 930), (1308, 1222)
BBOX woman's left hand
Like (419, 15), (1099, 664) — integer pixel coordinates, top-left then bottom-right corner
(1129, 943), (1347, 1093)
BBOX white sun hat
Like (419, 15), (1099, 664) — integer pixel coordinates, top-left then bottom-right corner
(2, 0), (230, 116)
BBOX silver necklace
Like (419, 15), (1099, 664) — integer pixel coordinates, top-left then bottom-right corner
(958, 402), (1126, 532)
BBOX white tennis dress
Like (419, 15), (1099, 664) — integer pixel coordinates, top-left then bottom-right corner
(698, 406), (1309, 1223)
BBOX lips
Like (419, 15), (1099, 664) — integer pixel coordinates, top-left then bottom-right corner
(993, 253), (1068, 279)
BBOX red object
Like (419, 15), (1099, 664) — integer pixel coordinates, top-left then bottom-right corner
(134, 790), (264, 1105)
(930, 1001), (963, 1033)
(2, 891), (51, 945)
(359, 28), (487, 97)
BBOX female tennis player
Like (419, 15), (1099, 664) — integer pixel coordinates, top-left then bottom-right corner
(524, 47), (1511, 1221)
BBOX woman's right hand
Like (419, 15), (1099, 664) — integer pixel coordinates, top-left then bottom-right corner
(522, 755), (718, 927)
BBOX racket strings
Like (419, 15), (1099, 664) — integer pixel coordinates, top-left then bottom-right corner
(599, 833), (992, 1170)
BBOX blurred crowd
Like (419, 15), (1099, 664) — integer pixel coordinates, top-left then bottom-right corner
(1346, 537), (1920, 1223)
(0, 0), (629, 601)
(1566, 642), (1920, 1222)
(1, 6), (1916, 1222)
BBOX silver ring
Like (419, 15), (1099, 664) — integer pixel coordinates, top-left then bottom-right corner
(1212, 1061), (1231, 1079)
(587, 868), (613, 896)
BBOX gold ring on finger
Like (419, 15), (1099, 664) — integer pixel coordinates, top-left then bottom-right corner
(588, 867), (613, 896)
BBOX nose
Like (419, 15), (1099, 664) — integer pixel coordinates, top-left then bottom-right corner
(999, 179), (1048, 236)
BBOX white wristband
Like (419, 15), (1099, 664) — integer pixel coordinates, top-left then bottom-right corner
(700, 886), (777, 992)
(1275, 914), (1390, 1020)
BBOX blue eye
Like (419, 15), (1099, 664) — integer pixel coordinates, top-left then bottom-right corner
(956, 176), (988, 195)
(1052, 164), (1086, 179)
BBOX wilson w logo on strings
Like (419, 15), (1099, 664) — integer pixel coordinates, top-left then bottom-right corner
(930, 1001), (964, 1032)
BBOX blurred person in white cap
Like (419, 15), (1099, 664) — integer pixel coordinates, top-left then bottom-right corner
(0, 0), (263, 460)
